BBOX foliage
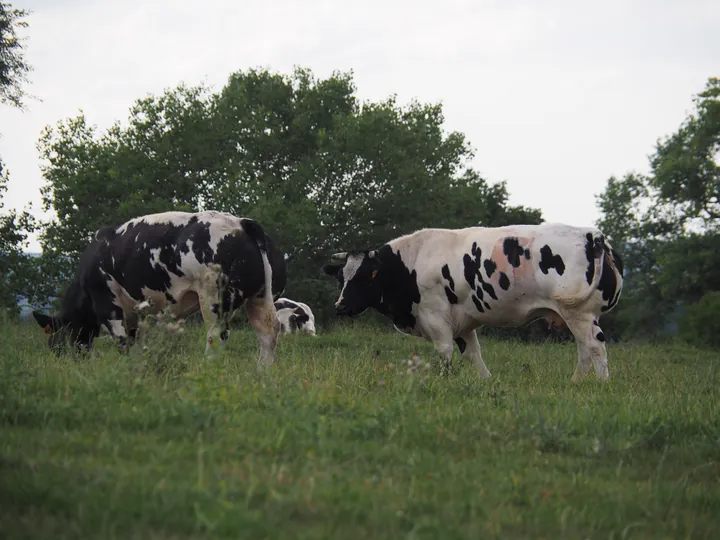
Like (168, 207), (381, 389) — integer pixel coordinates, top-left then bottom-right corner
(1, 323), (719, 538)
(596, 77), (720, 342)
(0, 1), (31, 109)
(679, 291), (720, 349)
(37, 67), (542, 325)
(0, 161), (42, 316)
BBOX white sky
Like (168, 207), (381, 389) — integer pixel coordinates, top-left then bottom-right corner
(1, 0), (718, 252)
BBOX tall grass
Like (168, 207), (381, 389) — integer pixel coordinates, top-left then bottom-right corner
(1, 318), (718, 539)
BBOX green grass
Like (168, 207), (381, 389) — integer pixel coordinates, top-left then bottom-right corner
(1, 318), (719, 540)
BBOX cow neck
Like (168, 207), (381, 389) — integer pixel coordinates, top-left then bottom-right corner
(373, 244), (420, 330)
(57, 274), (95, 326)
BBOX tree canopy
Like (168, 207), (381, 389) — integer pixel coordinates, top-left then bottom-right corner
(596, 77), (720, 343)
(37, 67), (542, 324)
(0, 1), (31, 109)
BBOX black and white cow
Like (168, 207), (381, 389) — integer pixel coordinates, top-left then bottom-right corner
(323, 223), (623, 382)
(274, 298), (317, 336)
(32, 211), (286, 366)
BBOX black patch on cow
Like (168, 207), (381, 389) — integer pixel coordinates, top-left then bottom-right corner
(584, 233), (595, 284)
(471, 294), (484, 313)
(598, 247), (620, 312)
(455, 337), (467, 354)
(503, 237), (525, 268)
(483, 301), (491, 310)
(480, 281), (497, 301)
(441, 264), (458, 304)
(95, 226), (116, 241)
(463, 242), (498, 310)
(498, 272), (510, 290)
(611, 247), (624, 277)
(274, 299), (298, 311)
(441, 264), (455, 291)
(596, 331), (605, 342)
(593, 320), (599, 326)
(165, 292), (177, 304)
(483, 259), (496, 277)
(374, 245), (422, 330)
(293, 306), (310, 325)
(539, 245), (566, 276)
(444, 287), (458, 304)
(524, 248), (531, 260)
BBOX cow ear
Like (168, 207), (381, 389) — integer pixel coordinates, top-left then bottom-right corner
(330, 252), (348, 264)
(322, 264), (342, 276)
(32, 311), (55, 333)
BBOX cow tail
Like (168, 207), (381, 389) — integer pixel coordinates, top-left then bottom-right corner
(553, 234), (605, 308)
(241, 219), (274, 308)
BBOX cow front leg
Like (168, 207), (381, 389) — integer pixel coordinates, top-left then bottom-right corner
(565, 314), (609, 382)
(431, 339), (454, 376)
(456, 330), (492, 378)
(244, 297), (280, 368)
(105, 313), (129, 352)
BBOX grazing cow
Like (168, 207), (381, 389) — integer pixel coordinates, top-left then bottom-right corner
(274, 298), (317, 336)
(32, 211), (286, 367)
(323, 223), (623, 382)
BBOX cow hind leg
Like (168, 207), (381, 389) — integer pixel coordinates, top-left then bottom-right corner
(244, 297), (280, 369)
(564, 313), (609, 382)
(197, 265), (230, 358)
(456, 330), (492, 378)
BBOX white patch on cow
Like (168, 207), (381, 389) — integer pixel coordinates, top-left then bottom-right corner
(337, 254), (365, 306)
(109, 319), (126, 338)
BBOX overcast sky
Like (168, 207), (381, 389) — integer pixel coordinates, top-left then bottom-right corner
(1, 0), (718, 251)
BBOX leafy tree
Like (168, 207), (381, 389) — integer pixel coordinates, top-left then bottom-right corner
(0, 1), (31, 109)
(37, 67), (543, 326)
(649, 77), (720, 232)
(596, 77), (720, 341)
(679, 291), (720, 349)
(0, 161), (39, 315)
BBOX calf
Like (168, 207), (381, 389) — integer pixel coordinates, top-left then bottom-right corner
(32, 211), (286, 367)
(323, 223), (623, 382)
(274, 298), (317, 336)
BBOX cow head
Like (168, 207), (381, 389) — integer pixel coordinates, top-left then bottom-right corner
(322, 250), (382, 316)
(32, 310), (99, 354)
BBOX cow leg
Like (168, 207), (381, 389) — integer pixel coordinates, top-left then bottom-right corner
(565, 314), (609, 382)
(197, 265), (229, 358)
(244, 297), (280, 368)
(101, 311), (129, 352)
(456, 330), (492, 378)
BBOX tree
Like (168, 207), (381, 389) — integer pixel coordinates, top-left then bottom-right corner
(0, 2), (31, 109)
(0, 160), (39, 315)
(596, 77), (720, 341)
(649, 77), (720, 232)
(37, 67), (543, 326)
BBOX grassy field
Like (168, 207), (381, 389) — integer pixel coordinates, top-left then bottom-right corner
(1, 318), (719, 540)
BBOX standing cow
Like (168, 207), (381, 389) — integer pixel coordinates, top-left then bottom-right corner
(32, 211), (286, 367)
(323, 223), (623, 382)
(274, 298), (317, 336)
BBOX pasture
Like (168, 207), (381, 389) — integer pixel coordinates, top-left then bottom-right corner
(1, 318), (718, 539)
